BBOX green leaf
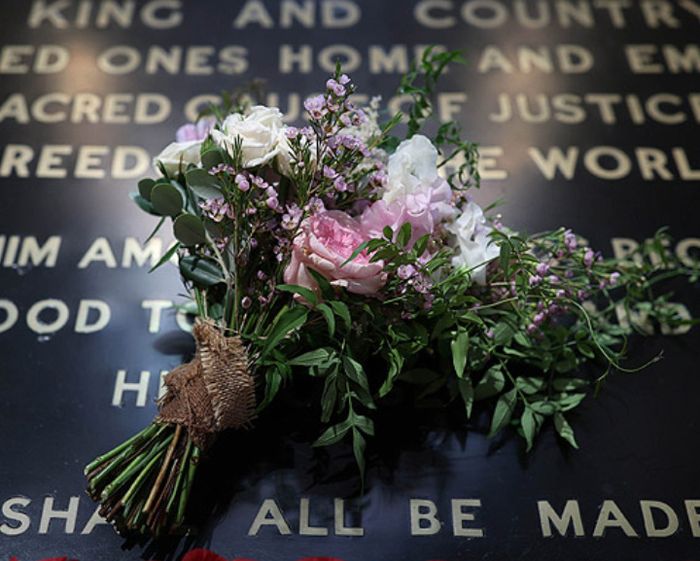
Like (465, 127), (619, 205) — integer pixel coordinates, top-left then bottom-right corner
(489, 388), (517, 437)
(262, 307), (308, 356)
(352, 428), (366, 481)
(379, 347), (404, 397)
(256, 370), (283, 412)
(144, 216), (166, 243)
(276, 283), (318, 306)
(558, 393), (587, 412)
(530, 400), (557, 416)
(317, 303), (336, 337)
(474, 365), (505, 400)
(138, 178), (156, 200)
(413, 234), (429, 257)
(450, 330), (469, 378)
(513, 332), (531, 347)
(516, 377), (545, 395)
(321, 372), (338, 423)
(431, 313), (456, 340)
(353, 414), (375, 436)
(173, 214), (207, 246)
(313, 418), (353, 447)
(382, 226), (393, 240)
(185, 168), (223, 199)
(340, 240), (369, 268)
(576, 340), (596, 359)
(521, 407), (536, 451)
(149, 242), (180, 273)
(306, 268), (334, 298)
(151, 182), (183, 216)
(552, 378), (589, 392)
(203, 217), (229, 239)
(492, 322), (514, 346)
(289, 348), (333, 367)
(329, 301), (351, 331)
(343, 356), (369, 392)
(397, 222), (412, 247)
(179, 255), (225, 286)
(457, 377), (474, 419)
(499, 241), (512, 277)
(201, 148), (224, 170)
(130, 192), (159, 215)
(554, 412), (579, 449)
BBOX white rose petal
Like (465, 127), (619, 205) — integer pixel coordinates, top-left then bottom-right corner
(153, 140), (202, 176)
(212, 105), (283, 169)
(384, 134), (439, 204)
(448, 201), (499, 285)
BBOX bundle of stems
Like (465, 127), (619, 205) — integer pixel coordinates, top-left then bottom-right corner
(84, 422), (201, 536)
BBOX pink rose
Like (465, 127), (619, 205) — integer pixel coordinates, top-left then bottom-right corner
(360, 177), (454, 247)
(284, 211), (387, 296)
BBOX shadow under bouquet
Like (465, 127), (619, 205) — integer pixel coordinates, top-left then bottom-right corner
(84, 50), (698, 538)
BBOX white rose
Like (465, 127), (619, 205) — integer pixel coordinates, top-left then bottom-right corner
(384, 135), (439, 204)
(383, 134), (455, 224)
(212, 105), (283, 168)
(448, 201), (500, 285)
(152, 140), (202, 176)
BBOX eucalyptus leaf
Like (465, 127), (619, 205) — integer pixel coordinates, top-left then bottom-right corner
(138, 178), (155, 200)
(151, 182), (183, 216)
(185, 168), (223, 199)
(173, 214), (207, 246)
(179, 255), (225, 286)
(201, 148), (224, 170)
(129, 192), (159, 216)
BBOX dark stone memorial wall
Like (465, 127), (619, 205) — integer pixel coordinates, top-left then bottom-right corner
(0, 1), (699, 560)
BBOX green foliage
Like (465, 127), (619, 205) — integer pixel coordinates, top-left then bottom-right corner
(125, 56), (699, 483)
(150, 182), (183, 216)
(397, 47), (466, 139)
(173, 214), (207, 246)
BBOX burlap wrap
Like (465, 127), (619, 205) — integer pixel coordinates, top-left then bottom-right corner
(157, 321), (256, 448)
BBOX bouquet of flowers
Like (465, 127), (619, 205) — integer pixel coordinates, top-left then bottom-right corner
(85, 50), (697, 538)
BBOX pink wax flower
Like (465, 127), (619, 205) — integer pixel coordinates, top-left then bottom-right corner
(284, 211), (387, 296)
(175, 116), (215, 143)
